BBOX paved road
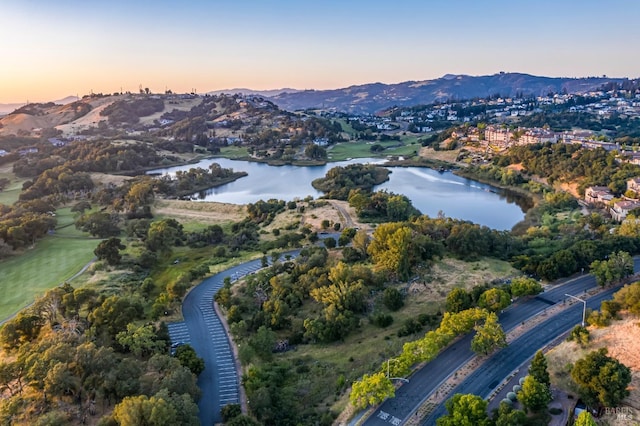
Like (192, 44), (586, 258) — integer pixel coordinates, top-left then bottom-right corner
(364, 258), (640, 426)
(167, 251), (299, 426)
(422, 287), (620, 425)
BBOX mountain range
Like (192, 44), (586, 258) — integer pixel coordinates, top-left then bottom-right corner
(266, 73), (629, 114)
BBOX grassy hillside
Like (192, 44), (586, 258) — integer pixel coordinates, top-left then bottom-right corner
(0, 208), (100, 321)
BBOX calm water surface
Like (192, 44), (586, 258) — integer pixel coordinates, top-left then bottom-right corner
(149, 158), (528, 230)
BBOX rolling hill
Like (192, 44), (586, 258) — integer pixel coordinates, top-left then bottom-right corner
(269, 72), (628, 114)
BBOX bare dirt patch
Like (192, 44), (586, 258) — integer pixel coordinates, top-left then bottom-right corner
(300, 200), (372, 232)
(558, 182), (581, 199)
(153, 199), (246, 223)
(507, 163), (525, 172)
(89, 173), (133, 187)
(418, 146), (461, 163)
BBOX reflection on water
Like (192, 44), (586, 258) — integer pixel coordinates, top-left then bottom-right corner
(148, 158), (529, 231)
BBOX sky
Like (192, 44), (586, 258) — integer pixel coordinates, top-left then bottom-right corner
(1, 0), (639, 103)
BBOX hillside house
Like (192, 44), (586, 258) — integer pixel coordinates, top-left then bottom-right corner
(627, 177), (640, 193)
(610, 199), (640, 222)
(584, 186), (614, 206)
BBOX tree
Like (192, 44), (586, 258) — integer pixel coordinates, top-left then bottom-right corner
(571, 348), (631, 408)
(382, 287), (404, 311)
(349, 372), (395, 410)
(574, 410), (597, 426)
(221, 404), (242, 422)
(471, 312), (507, 356)
(116, 323), (166, 357)
(529, 350), (550, 388)
(324, 237), (336, 249)
(367, 222), (412, 280)
(493, 401), (527, 426)
(124, 179), (155, 215)
(517, 375), (552, 413)
(446, 288), (472, 313)
(352, 229), (370, 256)
(617, 214), (640, 237)
(567, 325), (590, 347)
(510, 277), (543, 298)
(113, 393), (178, 426)
(75, 211), (120, 238)
(436, 393), (492, 426)
(174, 344), (205, 376)
(94, 237), (126, 266)
(227, 415), (261, 426)
(88, 295), (144, 340)
(249, 326), (276, 361)
(304, 144), (327, 160)
(590, 251), (634, 286)
(146, 219), (182, 253)
(613, 280), (640, 312)
(478, 288), (511, 312)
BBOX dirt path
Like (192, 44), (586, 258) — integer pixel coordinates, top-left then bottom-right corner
(330, 200), (355, 228)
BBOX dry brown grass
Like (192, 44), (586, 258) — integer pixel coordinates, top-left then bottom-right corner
(418, 146), (461, 163)
(299, 200), (372, 233)
(407, 257), (517, 304)
(153, 199), (246, 224)
(558, 182), (581, 199)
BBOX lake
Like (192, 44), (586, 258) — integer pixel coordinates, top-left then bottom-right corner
(149, 158), (529, 230)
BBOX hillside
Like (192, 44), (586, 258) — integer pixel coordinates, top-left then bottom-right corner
(269, 73), (628, 114)
(0, 98), (100, 137)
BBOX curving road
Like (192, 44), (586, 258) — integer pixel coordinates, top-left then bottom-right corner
(167, 251), (299, 426)
(422, 287), (620, 424)
(364, 258), (640, 426)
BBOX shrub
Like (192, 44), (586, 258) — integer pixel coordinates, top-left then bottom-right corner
(382, 288), (404, 311)
(372, 313), (394, 328)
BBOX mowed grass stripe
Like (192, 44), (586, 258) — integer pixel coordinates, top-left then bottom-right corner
(0, 235), (99, 321)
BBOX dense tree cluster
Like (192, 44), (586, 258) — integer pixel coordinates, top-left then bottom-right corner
(312, 164), (391, 199)
(100, 97), (165, 125)
(0, 283), (201, 425)
(496, 143), (640, 194)
(571, 348), (631, 409)
(0, 200), (57, 253)
(19, 166), (94, 202)
(13, 140), (173, 177)
(348, 190), (420, 222)
(589, 250), (634, 286)
(153, 163), (247, 197)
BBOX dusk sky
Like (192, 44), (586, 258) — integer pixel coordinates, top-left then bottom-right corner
(1, 0), (639, 103)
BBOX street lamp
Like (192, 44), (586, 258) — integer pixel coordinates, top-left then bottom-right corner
(387, 359), (409, 383)
(565, 293), (587, 327)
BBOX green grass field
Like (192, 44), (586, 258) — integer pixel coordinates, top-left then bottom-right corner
(218, 146), (249, 158)
(0, 163), (26, 206)
(0, 207), (100, 322)
(327, 139), (421, 161)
